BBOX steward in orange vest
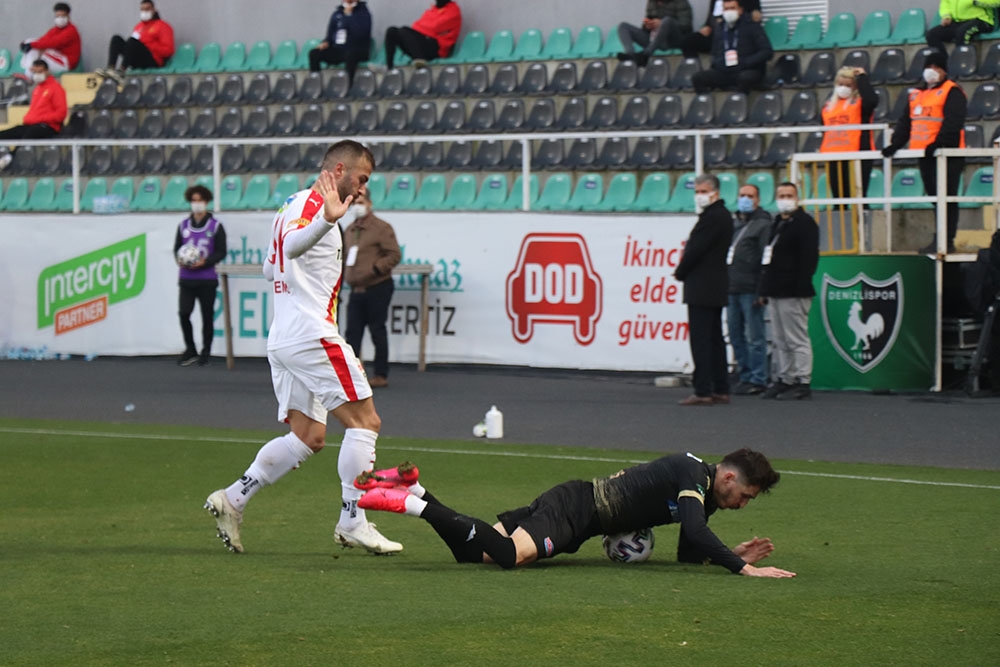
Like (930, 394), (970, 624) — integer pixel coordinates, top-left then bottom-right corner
(821, 67), (878, 198)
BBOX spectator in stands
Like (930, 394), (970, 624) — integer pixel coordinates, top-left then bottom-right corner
(758, 183), (819, 401)
(881, 50), (967, 254)
(383, 0), (462, 70)
(690, 0), (772, 94)
(926, 0), (999, 53)
(727, 183), (772, 395)
(674, 174), (734, 406)
(616, 0), (693, 67)
(0, 60), (67, 171)
(18, 3), (81, 78)
(309, 1), (372, 84)
(820, 67), (878, 201)
(343, 192), (402, 389)
(96, 1), (174, 83)
(681, 0), (760, 58)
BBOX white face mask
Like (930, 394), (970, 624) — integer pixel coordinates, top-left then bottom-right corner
(54, 16), (69, 28)
(923, 68), (941, 85)
(694, 193), (713, 213)
(835, 85), (853, 99)
(32, 72), (46, 84)
(776, 199), (797, 214)
(349, 203), (368, 219)
(190, 201), (207, 214)
(722, 10), (740, 25)
(140, 10), (154, 21)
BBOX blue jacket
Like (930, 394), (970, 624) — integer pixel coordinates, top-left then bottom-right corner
(325, 2), (372, 55)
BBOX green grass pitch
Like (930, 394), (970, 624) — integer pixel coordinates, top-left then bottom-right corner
(1, 418), (998, 666)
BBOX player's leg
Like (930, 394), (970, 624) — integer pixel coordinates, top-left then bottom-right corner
(195, 281), (217, 363)
(177, 283), (198, 365)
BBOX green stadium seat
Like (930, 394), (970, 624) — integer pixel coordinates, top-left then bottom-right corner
(599, 26), (624, 57)
(763, 16), (789, 50)
(131, 176), (162, 211)
(2, 177), (30, 212)
(818, 13), (857, 49)
(110, 177), (135, 207)
(483, 30), (516, 62)
(665, 172), (697, 213)
(159, 176), (189, 211)
(193, 41), (222, 73)
(297, 39), (321, 69)
(536, 173), (572, 211)
(960, 166), (993, 208)
(717, 172), (739, 208)
(474, 173), (509, 209)
(888, 9), (927, 45)
(630, 172), (671, 212)
(27, 177), (57, 212)
(503, 174), (539, 210)
(442, 174), (478, 210)
(851, 11), (893, 46)
(441, 31), (486, 63)
(219, 175), (243, 210)
(0, 49), (14, 78)
(221, 41), (247, 72)
(893, 168), (931, 209)
(167, 42), (196, 73)
(540, 27), (573, 59)
(272, 174), (301, 207)
(413, 174), (446, 210)
(80, 178), (108, 212)
(246, 41), (273, 71)
(382, 174), (418, 209)
(53, 178), (76, 212)
(746, 172), (776, 211)
(194, 175), (214, 193)
(566, 174), (604, 211)
(865, 168), (885, 208)
(366, 173), (387, 208)
(239, 174), (271, 210)
(594, 173), (637, 212)
(786, 15), (824, 51)
(512, 28), (543, 61)
(271, 40), (298, 70)
(571, 26), (604, 58)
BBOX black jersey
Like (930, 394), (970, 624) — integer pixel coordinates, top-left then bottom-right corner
(592, 452), (746, 573)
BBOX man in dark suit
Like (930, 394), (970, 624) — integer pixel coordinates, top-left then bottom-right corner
(690, 0), (772, 94)
(674, 174), (734, 405)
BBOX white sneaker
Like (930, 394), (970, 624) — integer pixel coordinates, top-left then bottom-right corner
(204, 489), (244, 553)
(0, 153), (12, 171)
(334, 521), (403, 554)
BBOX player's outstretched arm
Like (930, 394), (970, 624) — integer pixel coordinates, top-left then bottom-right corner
(739, 564), (796, 578)
(732, 536), (774, 565)
(314, 170), (354, 223)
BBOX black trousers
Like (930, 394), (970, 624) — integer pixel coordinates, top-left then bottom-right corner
(926, 19), (992, 51)
(345, 279), (394, 378)
(691, 67), (763, 94)
(384, 26), (439, 69)
(0, 123), (58, 155)
(308, 46), (367, 83)
(179, 280), (218, 354)
(919, 155), (964, 246)
(108, 35), (159, 70)
(687, 304), (729, 397)
(827, 159), (874, 200)
(681, 30), (713, 58)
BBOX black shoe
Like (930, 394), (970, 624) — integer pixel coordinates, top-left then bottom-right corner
(735, 382), (766, 395)
(198, 351), (210, 366)
(616, 52), (634, 62)
(178, 350), (198, 366)
(634, 52), (649, 67)
(761, 382), (790, 399)
(775, 383), (811, 400)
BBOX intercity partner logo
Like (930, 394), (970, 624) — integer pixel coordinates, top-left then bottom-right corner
(37, 234), (146, 335)
(820, 272), (902, 373)
(505, 233), (602, 345)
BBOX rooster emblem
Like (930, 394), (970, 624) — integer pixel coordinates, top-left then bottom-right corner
(847, 301), (885, 351)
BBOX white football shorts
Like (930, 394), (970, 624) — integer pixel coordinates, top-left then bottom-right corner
(268, 337), (373, 424)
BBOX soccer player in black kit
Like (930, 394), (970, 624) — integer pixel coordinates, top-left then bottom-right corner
(356, 448), (796, 578)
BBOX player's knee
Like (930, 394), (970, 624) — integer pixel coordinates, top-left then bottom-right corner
(305, 437), (326, 452)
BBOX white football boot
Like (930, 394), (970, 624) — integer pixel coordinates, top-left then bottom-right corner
(204, 489), (244, 554)
(334, 522), (403, 554)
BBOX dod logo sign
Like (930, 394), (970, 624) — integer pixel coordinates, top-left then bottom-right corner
(37, 234), (146, 335)
(820, 272), (902, 373)
(506, 233), (602, 345)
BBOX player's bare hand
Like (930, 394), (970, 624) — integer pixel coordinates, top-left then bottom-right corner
(740, 564), (797, 578)
(733, 536), (774, 564)
(314, 170), (354, 223)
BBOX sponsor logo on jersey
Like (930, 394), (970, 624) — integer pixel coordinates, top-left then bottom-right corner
(821, 272), (902, 373)
(505, 233), (602, 345)
(544, 537), (554, 556)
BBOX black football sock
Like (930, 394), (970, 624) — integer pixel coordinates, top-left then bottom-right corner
(420, 503), (517, 568)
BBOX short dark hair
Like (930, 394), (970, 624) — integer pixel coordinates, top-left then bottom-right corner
(54, 2), (71, 13)
(777, 181), (798, 194)
(322, 140), (375, 172)
(721, 448), (780, 492)
(184, 185), (213, 203)
(32, 59), (49, 70)
(740, 183), (760, 197)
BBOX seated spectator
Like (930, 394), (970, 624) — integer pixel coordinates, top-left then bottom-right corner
(18, 3), (81, 78)
(309, 1), (372, 84)
(96, 0), (174, 83)
(384, 0), (462, 70)
(0, 60), (67, 171)
(690, 0), (772, 94)
(617, 0), (693, 67)
(682, 0), (760, 58)
(927, 0), (999, 53)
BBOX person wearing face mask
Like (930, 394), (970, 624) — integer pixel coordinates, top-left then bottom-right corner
(308, 1), (372, 85)
(616, 0), (693, 68)
(383, 0), (462, 70)
(18, 3), (81, 78)
(342, 192), (402, 389)
(96, 0), (174, 84)
(757, 183), (819, 401)
(673, 174), (734, 406)
(681, 0), (761, 59)
(690, 0), (772, 94)
(926, 0), (999, 52)
(726, 184), (772, 395)
(174, 185), (227, 367)
(0, 60), (67, 172)
(881, 50), (967, 254)
(820, 67), (878, 202)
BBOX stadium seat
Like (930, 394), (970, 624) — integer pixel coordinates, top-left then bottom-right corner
(819, 12), (857, 49)
(474, 173), (509, 209)
(296, 72), (322, 102)
(132, 176), (162, 211)
(973, 42), (1000, 80)
(379, 69), (404, 98)
(167, 42), (196, 73)
(91, 79), (118, 109)
(519, 62), (548, 94)
(540, 27), (573, 59)
(683, 94), (715, 128)
(77, 177), (107, 212)
(746, 91), (783, 126)
(194, 41), (222, 72)
(665, 172), (697, 213)
(746, 171), (776, 210)
(112, 146), (140, 174)
(271, 73), (297, 103)
(662, 136), (694, 169)
(618, 95), (651, 130)
(352, 102), (379, 133)
(490, 63), (519, 95)
(786, 15), (824, 50)
(115, 77), (143, 107)
(717, 172), (739, 207)
(366, 173), (386, 208)
(638, 57), (670, 91)
(532, 138), (564, 169)
(140, 76), (168, 107)
(159, 176), (188, 210)
(565, 138), (597, 169)
(383, 174), (418, 209)
(607, 62), (639, 94)
(0, 49), (12, 78)
(379, 101), (410, 134)
(596, 137), (629, 169)
(441, 174), (478, 210)
(468, 99), (497, 132)
(948, 45), (979, 80)
(594, 173), (637, 212)
(472, 140), (504, 169)
(35, 146), (63, 175)
(497, 99), (526, 132)
(526, 98), (556, 130)
(455, 65), (483, 96)
(109, 177), (134, 207)
(503, 174), (540, 210)
(628, 137), (661, 168)
(221, 145), (245, 172)
(271, 174), (300, 206)
(512, 28), (543, 61)
(888, 8), (927, 44)
(717, 92), (748, 126)
(165, 108), (191, 138)
(587, 96), (618, 129)
(215, 107), (242, 137)
(220, 41), (247, 71)
(165, 145), (193, 173)
(960, 167), (993, 208)
(850, 10), (892, 46)
(651, 93), (683, 128)
(246, 145), (273, 172)
(763, 16), (789, 49)
(566, 174), (604, 211)
(1, 178), (30, 212)
(580, 60), (608, 93)
(794, 51), (835, 88)
(892, 168), (931, 209)
(840, 50), (870, 73)
(751, 132), (797, 168)
(166, 76), (192, 106)
(84, 147), (112, 176)
(350, 69), (377, 98)
(404, 68), (432, 96)
(271, 40), (297, 70)
(273, 145), (300, 172)
(26, 177), (57, 212)
(408, 101), (436, 133)
(723, 134), (764, 168)
(599, 25), (625, 57)
(536, 173), (573, 211)
(967, 82), (1000, 121)
(88, 109), (114, 139)
(547, 61), (577, 93)
(437, 100), (467, 132)
(413, 142), (445, 170)
(766, 53), (800, 88)
(296, 39), (322, 69)
(783, 90), (819, 125)
(189, 108), (216, 139)
(442, 30), (486, 63)
(484, 29), (515, 61)
(238, 175), (271, 210)
(629, 172), (671, 212)
(325, 103), (351, 134)
(246, 40), (272, 70)
(245, 73), (270, 104)
(324, 70), (350, 99)
(53, 178), (76, 212)
(296, 104), (324, 135)
(667, 57), (700, 90)
(384, 143), (414, 170)
(411, 174), (445, 210)
(218, 175), (243, 210)
(870, 48), (906, 85)
(702, 134), (727, 169)
(801, 131), (825, 154)
(572, 26), (604, 58)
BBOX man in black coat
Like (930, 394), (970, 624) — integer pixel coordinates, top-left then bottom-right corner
(674, 174), (734, 405)
(690, 0), (772, 94)
(758, 183), (820, 400)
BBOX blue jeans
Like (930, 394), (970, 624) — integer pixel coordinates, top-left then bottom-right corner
(727, 293), (767, 386)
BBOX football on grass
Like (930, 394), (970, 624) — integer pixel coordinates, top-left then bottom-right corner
(176, 244), (202, 266)
(602, 528), (654, 563)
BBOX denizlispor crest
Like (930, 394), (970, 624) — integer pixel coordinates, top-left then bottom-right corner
(820, 272), (903, 373)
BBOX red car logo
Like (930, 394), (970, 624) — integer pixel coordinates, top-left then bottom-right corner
(506, 233), (602, 345)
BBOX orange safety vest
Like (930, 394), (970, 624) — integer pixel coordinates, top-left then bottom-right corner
(820, 96), (872, 152)
(908, 79), (966, 149)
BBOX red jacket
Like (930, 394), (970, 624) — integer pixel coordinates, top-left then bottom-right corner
(132, 17), (175, 66)
(30, 23), (82, 69)
(411, 2), (462, 57)
(23, 76), (67, 132)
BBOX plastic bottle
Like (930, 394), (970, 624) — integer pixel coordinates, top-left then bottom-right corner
(485, 405), (503, 439)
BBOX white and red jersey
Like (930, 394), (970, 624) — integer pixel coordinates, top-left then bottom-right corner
(265, 188), (344, 349)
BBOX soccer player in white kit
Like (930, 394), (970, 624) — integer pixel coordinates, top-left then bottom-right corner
(204, 140), (402, 555)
